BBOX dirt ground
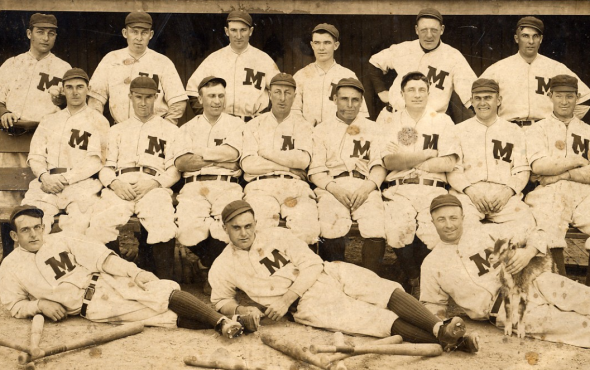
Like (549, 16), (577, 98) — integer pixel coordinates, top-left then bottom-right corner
(1, 236), (589, 370)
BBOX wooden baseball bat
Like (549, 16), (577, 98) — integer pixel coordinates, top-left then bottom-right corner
(331, 332), (348, 370)
(260, 332), (326, 369)
(28, 322), (144, 361)
(0, 336), (30, 353)
(312, 343), (442, 357)
(183, 347), (288, 370)
(322, 335), (403, 367)
(18, 315), (45, 364)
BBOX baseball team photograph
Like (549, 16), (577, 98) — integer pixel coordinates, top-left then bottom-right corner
(0, 1), (590, 369)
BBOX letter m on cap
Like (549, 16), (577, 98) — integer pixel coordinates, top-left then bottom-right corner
(259, 249), (291, 275)
(243, 68), (265, 90)
(145, 136), (166, 159)
(45, 252), (76, 280)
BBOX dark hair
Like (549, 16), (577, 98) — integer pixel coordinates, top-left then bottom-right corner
(10, 209), (43, 231)
(401, 72), (430, 91)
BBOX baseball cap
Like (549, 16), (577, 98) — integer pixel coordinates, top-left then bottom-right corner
(550, 74), (578, 92)
(125, 12), (152, 28)
(62, 68), (89, 83)
(416, 8), (443, 24)
(198, 76), (227, 91)
(9, 205), (44, 229)
(222, 200), (254, 224)
(430, 194), (462, 213)
(270, 73), (296, 88)
(336, 78), (365, 94)
(29, 13), (58, 29)
(130, 76), (158, 94)
(227, 10), (252, 27)
(312, 23), (339, 40)
(472, 78), (500, 94)
(516, 16), (544, 34)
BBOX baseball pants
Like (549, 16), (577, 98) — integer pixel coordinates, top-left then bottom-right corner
(175, 180), (243, 246)
(244, 178), (320, 244)
(314, 177), (385, 239)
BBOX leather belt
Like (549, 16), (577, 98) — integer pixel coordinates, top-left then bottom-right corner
(488, 292), (503, 325)
(80, 274), (99, 318)
(510, 119), (537, 127)
(252, 174), (297, 182)
(334, 170), (366, 180)
(117, 166), (157, 176)
(50, 168), (68, 174)
(185, 174), (238, 184)
(385, 177), (446, 189)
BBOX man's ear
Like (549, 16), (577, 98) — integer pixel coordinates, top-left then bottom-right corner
(10, 230), (18, 243)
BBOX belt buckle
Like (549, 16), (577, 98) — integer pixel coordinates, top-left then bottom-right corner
(404, 177), (419, 185)
(84, 286), (95, 301)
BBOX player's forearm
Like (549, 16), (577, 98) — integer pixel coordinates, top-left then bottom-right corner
(175, 154), (211, 172)
(367, 165), (387, 188)
(219, 301), (240, 317)
(416, 155), (456, 173)
(567, 165), (590, 185)
(99, 166), (117, 187)
(506, 170), (529, 194)
(163, 100), (187, 126)
(263, 150), (310, 170)
(242, 156), (289, 175)
(384, 150), (433, 171)
(447, 171), (472, 193)
(87, 97), (104, 114)
(102, 254), (142, 280)
(367, 63), (388, 93)
(310, 172), (334, 190)
(288, 264), (323, 297)
(531, 156), (586, 176)
(63, 156), (103, 185)
(202, 145), (239, 163)
(155, 166), (181, 188)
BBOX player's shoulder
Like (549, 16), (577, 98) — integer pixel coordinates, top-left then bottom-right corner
(293, 63), (315, 80)
(246, 112), (268, 129)
(385, 39), (417, 52)
(144, 48), (175, 64)
(221, 112), (245, 128)
(312, 118), (334, 136)
(245, 45), (276, 64)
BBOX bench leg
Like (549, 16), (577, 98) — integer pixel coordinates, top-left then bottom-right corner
(550, 248), (567, 276)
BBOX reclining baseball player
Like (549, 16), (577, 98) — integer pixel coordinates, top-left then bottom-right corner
(0, 205), (243, 338)
(209, 200), (479, 352)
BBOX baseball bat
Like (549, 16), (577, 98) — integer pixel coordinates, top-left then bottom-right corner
(260, 332), (326, 369)
(18, 315), (45, 364)
(0, 336), (30, 353)
(183, 347), (287, 370)
(312, 343), (442, 357)
(322, 335), (403, 367)
(331, 332), (348, 370)
(28, 322), (144, 361)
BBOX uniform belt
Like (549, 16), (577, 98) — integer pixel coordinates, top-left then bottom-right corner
(117, 167), (157, 176)
(252, 174), (297, 182)
(81, 274), (100, 318)
(334, 170), (366, 180)
(385, 177), (446, 189)
(510, 119), (537, 127)
(185, 174), (238, 184)
(49, 168), (69, 174)
(488, 292), (504, 325)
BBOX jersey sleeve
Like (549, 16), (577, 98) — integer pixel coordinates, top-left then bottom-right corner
(280, 229), (323, 272)
(27, 117), (50, 166)
(437, 116), (460, 158)
(0, 57), (15, 103)
(209, 254), (239, 312)
(161, 58), (188, 105)
(186, 58), (213, 97)
(510, 128), (530, 175)
(264, 59), (280, 90)
(294, 119), (313, 157)
(291, 69), (304, 115)
(87, 55), (111, 104)
(369, 44), (398, 72)
(241, 119), (260, 162)
(172, 121), (194, 161)
(0, 261), (42, 319)
(419, 252), (450, 317)
(308, 125), (329, 176)
(223, 118), (244, 157)
(63, 234), (113, 272)
(451, 52), (477, 106)
(525, 121), (549, 166)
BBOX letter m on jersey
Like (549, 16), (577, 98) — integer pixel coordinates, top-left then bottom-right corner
(69, 129), (92, 150)
(350, 140), (370, 160)
(469, 250), (500, 277)
(426, 66), (450, 90)
(145, 136), (166, 159)
(45, 252), (76, 280)
(492, 140), (514, 163)
(37, 73), (62, 92)
(243, 68), (265, 90)
(260, 249), (291, 275)
(535, 77), (551, 95)
(572, 134), (589, 159)
(422, 134), (439, 150)
(281, 135), (295, 151)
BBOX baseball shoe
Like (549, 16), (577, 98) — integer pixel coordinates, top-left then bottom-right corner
(216, 317), (243, 339)
(455, 332), (480, 353)
(437, 316), (466, 352)
(233, 314), (260, 333)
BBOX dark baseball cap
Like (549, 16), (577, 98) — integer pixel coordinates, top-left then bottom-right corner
(29, 13), (58, 29)
(270, 73), (296, 88)
(550, 74), (578, 92)
(222, 200), (254, 224)
(336, 78), (365, 94)
(312, 23), (339, 40)
(516, 16), (544, 34)
(198, 76), (227, 91)
(227, 10), (252, 27)
(63, 68), (89, 83)
(130, 76), (158, 94)
(125, 12), (152, 28)
(430, 194), (462, 213)
(472, 78), (500, 94)
(417, 8), (443, 24)
(10, 205), (44, 229)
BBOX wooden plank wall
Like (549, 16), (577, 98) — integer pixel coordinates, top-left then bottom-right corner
(1, 11), (589, 124)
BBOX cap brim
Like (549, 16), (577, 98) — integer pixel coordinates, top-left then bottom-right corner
(63, 76), (89, 82)
(224, 206), (253, 223)
(270, 82), (296, 88)
(33, 23), (57, 28)
(472, 87), (498, 94)
(552, 86), (577, 92)
(519, 24), (543, 33)
(227, 17), (252, 27)
(130, 88), (157, 94)
(430, 202), (462, 212)
(126, 22), (152, 29)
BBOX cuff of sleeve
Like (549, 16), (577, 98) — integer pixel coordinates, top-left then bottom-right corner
(307, 166), (329, 177)
(99, 168), (117, 188)
(314, 176), (334, 190)
(287, 287), (303, 298)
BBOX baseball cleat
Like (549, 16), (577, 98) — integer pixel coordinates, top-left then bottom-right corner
(455, 332), (480, 353)
(437, 316), (467, 352)
(217, 318), (244, 339)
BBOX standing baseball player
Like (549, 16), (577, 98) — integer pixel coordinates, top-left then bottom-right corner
(88, 12), (188, 125)
(292, 23), (369, 125)
(209, 200), (478, 352)
(446, 79), (536, 244)
(0, 205), (244, 338)
(0, 13), (71, 256)
(524, 75), (590, 276)
(380, 71), (456, 294)
(368, 8), (476, 120)
(85, 77), (179, 280)
(480, 16), (590, 127)
(185, 10), (280, 120)
(309, 78), (386, 274)
(22, 68), (109, 235)
(173, 76), (244, 293)
(421, 194), (590, 348)
(241, 73), (319, 245)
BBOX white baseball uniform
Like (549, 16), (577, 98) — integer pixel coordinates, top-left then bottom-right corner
(241, 112), (320, 244)
(0, 232), (179, 327)
(186, 45), (280, 118)
(369, 40), (476, 114)
(173, 112), (244, 246)
(209, 227), (402, 338)
(22, 106), (110, 234)
(309, 115), (385, 239)
(380, 108), (454, 249)
(447, 116), (536, 238)
(480, 53), (590, 122)
(524, 114), (590, 248)
(88, 48), (188, 124)
(0, 51), (71, 206)
(86, 115), (180, 245)
(292, 62), (369, 125)
(421, 227), (590, 348)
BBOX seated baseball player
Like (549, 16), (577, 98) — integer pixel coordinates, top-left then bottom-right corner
(292, 23), (369, 126)
(22, 68), (109, 235)
(421, 194), (590, 348)
(309, 78), (386, 274)
(241, 73), (320, 245)
(173, 76), (244, 293)
(86, 77), (179, 280)
(446, 78), (535, 243)
(209, 200), (478, 352)
(524, 75), (590, 276)
(0, 205), (243, 338)
(380, 71), (456, 293)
